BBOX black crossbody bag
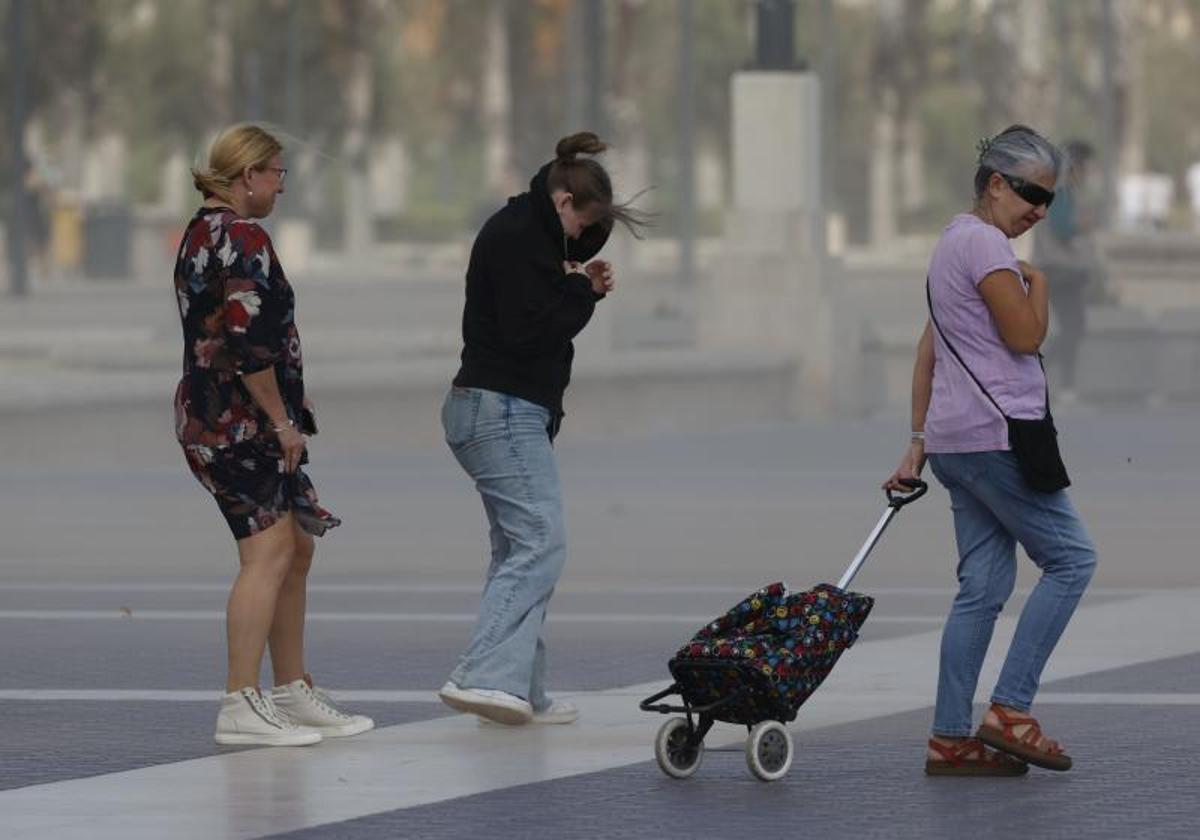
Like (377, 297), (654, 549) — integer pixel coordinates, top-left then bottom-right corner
(926, 280), (1071, 493)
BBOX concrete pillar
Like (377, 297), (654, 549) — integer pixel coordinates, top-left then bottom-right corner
(701, 70), (831, 415)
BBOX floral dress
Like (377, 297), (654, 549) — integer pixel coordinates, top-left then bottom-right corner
(173, 206), (339, 540)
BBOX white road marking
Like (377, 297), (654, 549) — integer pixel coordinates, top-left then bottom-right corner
(1, 688), (1197, 705)
(0, 581), (1171, 596)
(0, 609), (943, 624)
(0, 689), (441, 703)
(2, 587), (1197, 840)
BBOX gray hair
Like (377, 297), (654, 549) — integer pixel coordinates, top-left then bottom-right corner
(973, 124), (1064, 198)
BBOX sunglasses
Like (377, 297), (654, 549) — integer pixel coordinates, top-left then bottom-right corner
(999, 172), (1054, 209)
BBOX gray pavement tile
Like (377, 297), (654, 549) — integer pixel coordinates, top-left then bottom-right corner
(268, 705), (1200, 840)
(1044, 652), (1200, 693)
(0, 700), (449, 792)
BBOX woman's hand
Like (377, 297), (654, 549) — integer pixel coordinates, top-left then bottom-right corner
(584, 259), (614, 295)
(274, 421), (306, 473)
(1017, 259), (1045, 284)
(883, 441), (926, 492)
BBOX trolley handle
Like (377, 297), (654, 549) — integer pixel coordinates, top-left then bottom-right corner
(886, 478), (927, 509)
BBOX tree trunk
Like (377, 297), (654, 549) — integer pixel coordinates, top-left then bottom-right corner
(869, 92), (898, 246)
(340, 0), (379, 253)
(208, 0), (234, 130)
(1114, 1), (1146, 176)
(483, 0), (516, 200)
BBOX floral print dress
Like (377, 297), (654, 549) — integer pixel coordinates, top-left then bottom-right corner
(173, 206), (339, 540)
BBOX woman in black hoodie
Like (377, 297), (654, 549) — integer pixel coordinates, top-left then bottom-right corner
(438, 133), (643, 725)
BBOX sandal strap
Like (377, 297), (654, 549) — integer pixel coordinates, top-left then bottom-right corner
(928, 738), (988, 765)
(990, 704), (1038, 728)
(989, 706), (1064, 755)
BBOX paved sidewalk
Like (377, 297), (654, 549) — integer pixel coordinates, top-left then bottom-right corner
(4, 403), (1200, 837)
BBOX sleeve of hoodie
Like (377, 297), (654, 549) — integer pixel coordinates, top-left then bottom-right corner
(487, 230), (601, 355)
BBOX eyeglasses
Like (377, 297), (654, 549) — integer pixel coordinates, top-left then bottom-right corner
(999, 172), (1054, 209)
(266, 166), (288, 184)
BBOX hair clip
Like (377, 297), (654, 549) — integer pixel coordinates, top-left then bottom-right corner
(975, 135), (995, 163)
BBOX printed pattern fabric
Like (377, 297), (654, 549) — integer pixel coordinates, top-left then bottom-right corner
(669, 582), (874, 725)
(172, 207), (338, 541)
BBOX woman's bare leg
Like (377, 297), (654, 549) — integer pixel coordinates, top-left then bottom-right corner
(268, 521), (315, 686)
(226, 514), (297, 692)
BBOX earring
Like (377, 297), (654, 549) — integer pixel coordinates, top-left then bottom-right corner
(247, 190), (253, 197)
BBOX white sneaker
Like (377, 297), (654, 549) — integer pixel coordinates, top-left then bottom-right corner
(480, 698), (579, 726)
(214, 687), (322, 746)
(438, 681), (533, 725)
(271, 677), (375, 738)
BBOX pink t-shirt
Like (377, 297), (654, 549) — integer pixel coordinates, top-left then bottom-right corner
(924, 214), (1047, 454)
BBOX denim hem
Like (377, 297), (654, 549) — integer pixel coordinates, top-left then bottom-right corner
(988, 696), (1030, 713)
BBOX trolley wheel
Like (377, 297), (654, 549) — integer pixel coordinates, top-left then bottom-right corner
(745, 720), (793, 781)
(654, 717), (704, 779)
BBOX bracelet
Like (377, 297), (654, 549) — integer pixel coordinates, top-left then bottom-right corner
(910, 431), (925, 442)
(272, 418), (295, 433)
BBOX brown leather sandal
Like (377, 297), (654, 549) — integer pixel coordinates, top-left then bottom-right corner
(924, 737), (1029, 777)
(975, 704), (1073, 771)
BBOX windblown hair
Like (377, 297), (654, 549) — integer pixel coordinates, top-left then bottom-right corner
(546, 132), (650, 238)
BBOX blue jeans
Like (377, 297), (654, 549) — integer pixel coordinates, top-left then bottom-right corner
(441, 387), (565, 710)
(927, 451), (1097, 737)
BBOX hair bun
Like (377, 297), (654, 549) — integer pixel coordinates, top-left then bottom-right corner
(555, 132), (608, 162)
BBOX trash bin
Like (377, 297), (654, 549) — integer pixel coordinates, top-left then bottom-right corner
(83, 200), (132, 279)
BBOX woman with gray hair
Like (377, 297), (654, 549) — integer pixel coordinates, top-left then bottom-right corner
(884, 124), (1097, 775)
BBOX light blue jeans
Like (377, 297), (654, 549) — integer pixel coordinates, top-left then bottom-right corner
(441, 387), (565, 711)
(927, 451), (1097, 737)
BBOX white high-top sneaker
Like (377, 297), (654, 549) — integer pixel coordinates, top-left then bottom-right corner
(214, 687), (322, 746)
(271, 676), (375, 738)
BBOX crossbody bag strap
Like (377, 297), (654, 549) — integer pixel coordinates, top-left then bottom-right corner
(926, 277), (1008, 419)
(926, 277), (1053, 418)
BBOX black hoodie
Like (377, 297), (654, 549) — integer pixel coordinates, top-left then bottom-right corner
(451, 162), (613, 417)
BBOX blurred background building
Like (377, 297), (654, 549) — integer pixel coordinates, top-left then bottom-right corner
(3, 0), (1200, 421)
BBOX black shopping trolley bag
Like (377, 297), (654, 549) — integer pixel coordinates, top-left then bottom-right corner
(667, 582), (874, 725)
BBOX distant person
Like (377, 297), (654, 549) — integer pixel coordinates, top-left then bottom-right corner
(19, 156), (52, 283)
(1186, 160), (1200, 233)
(175, 123), (372, 745)
(1033, 140), (1101, 393)
(438, 132), (645, 725)
(885, 125), (1097, 775)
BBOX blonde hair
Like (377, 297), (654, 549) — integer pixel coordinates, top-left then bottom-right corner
(191, 124), (283, 202)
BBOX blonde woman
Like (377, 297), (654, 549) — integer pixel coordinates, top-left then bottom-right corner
(175, 124), (372, 745)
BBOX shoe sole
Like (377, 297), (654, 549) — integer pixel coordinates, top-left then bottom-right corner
(479, 713), (578, 726)
(924, 759), (1029, 777)
(214, 731), (322, 747)
(439, 688), (532, 725)
(976, 726), (1073, 772)
(312, 719), (376, 738)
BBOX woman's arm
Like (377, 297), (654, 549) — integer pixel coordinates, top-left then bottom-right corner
(884, 321), (932, 490)
(489, 237), (599, 354)
(241, 369), (305, 473)
(978, 264), (1049, 354)
(911, 320), (933, 436)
